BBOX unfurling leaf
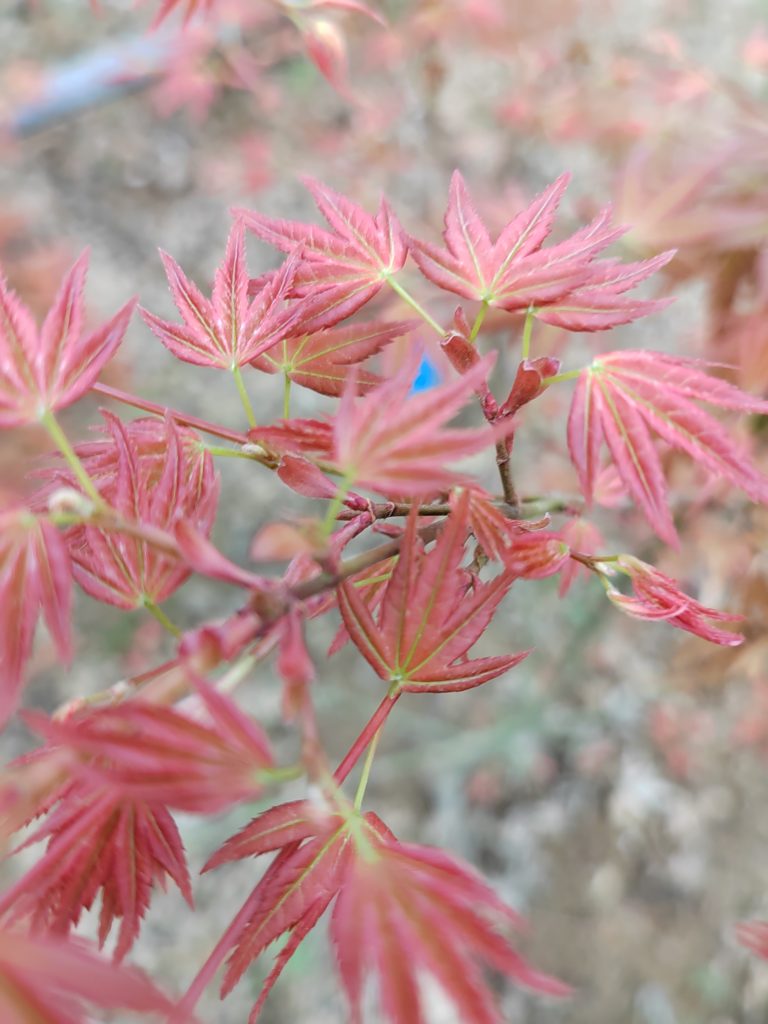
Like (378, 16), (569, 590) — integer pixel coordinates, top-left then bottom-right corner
(604, 554), (744, 646)
(502, 530), (570, 579)
(499, 356), (561, 419)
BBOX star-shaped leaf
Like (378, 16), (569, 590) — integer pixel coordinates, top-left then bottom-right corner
(141, 224), (304, 369)
(410, 172), (672, 328)
(0, 780), (192, 962)
(25, 679), (274, 814)
(238, 178), (408, 329)
(202, 801), (567, 1023)
(567, 349), (768, 543)
(337, 494), (528, 692)
(332, 353), (506, 498)
(0, 252), (134, 427)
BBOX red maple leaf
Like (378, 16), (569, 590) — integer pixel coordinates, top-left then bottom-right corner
(533, 251), (674, 331)
(332, 353), (507, 498)
(567, 350), (768, 543)
(253, 356), (510, 501)
(141, 224), (308, 369)
(328, 557), (396, 656)
(44, 413), (219, 609)
(238, 178), (408, 329)
(409, 171), (671, 328)
(0, 926), (177, 1024)
(0, 508), (72, 727)
(0, 252), (134, 427)
(337, 495), (528, 692)
(25, 679), (274, 814)
(0, 779), (192, 962)
(201, 800), (568, 1023)
(251, 319), (414, 397)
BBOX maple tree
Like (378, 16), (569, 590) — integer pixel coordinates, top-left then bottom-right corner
(0, 164), (761, 1021)
(3, 2), (768, 1017)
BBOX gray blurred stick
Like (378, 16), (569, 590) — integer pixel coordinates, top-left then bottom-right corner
(7, 32), (176, 136)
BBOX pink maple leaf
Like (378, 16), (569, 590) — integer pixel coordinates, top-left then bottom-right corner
(0, 779), (192, 962)
(253, 357), (510, 501)
(534, 252), (674, 331)
(0, 926), (177, 1023)
(201, 800), (568, 1023)
(0, 508), (72, 727)
(331, 353), (506, 498)
(238, 178), (408, 329)
(251, 319), (414, 397)
(605, 554), (744, 646)
(0, 252), (134, 427)
(42, 413), (219, 609)
(409, 171), (672, 329)
(567, 350), (768, 544)
(250, 418), (335, 460)
(328, 555), (396, 656)
(337, 495), (528, 692)
(25, 679), (274, 814)
(451, 486), (518, 561)
(141, 224), (306, 369)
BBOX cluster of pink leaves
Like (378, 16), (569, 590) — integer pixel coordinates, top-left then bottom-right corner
(0, 171), (765, 1023)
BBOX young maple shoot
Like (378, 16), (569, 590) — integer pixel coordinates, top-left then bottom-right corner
(0, 170), (761, 1024)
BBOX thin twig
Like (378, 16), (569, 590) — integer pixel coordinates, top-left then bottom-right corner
(495, 439), (519, 511)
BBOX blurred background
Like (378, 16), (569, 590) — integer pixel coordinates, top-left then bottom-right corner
(3, 0), (768, 1021)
